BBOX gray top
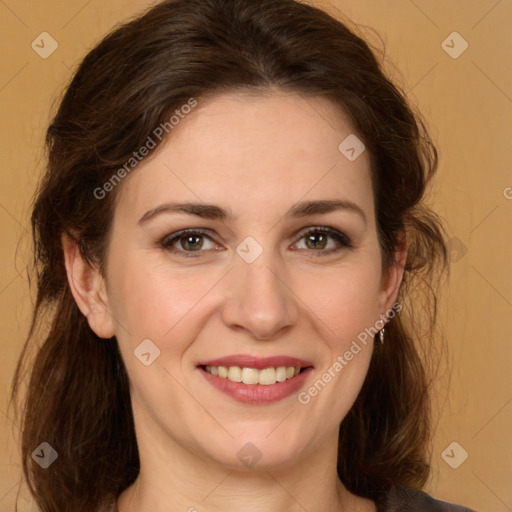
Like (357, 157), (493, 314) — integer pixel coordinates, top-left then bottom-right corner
(381, 486), (477, 511)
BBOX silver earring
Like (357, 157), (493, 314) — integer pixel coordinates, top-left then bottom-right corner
(379, 328), (385, 345)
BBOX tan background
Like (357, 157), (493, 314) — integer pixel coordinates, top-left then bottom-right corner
(0, 0), (510, 510)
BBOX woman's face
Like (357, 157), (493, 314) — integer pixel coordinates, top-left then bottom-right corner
(92, 91), (404, 471)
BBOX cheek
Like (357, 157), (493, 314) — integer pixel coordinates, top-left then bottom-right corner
(106, 260), (213, 422)
(293, 258), (382, 404)
(296, 259), (383, 343)
(108, 256), (218, 352)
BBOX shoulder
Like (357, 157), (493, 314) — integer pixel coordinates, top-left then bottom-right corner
(381, 485), (478, 512)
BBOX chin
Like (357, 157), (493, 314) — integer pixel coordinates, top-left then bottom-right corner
(200, 429), (306, 472)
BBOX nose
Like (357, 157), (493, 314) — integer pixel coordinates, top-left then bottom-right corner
(221, 249), (299, 341)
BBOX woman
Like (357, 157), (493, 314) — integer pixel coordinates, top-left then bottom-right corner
(10, 0), (477, 510)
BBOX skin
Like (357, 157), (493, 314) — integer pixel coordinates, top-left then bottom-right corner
(63, 90), (406, 512)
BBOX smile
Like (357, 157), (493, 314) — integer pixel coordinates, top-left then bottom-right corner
(203, 365), (303, 385)
(197, 355), (314, 404)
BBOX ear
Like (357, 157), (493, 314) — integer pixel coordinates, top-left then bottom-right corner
(377, 230), (407, 317)
(62, 233), (115, 339)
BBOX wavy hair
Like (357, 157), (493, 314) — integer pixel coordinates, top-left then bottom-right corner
(10, 0), (448, 510)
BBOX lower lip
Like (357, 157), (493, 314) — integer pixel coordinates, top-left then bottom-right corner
(199, 367), (313, 404)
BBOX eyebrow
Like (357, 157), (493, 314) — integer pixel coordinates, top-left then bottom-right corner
(138, 199), (367, 225)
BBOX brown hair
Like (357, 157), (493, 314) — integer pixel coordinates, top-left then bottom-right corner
(10, 0), (448, 510)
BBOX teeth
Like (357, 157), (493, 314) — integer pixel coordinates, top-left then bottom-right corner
(242, 367), (259, 385)
(228, 366), (242, 382)
(276, 366), (287, 382)
(205, 365), (301, 385)
(258, 367), (276, 385)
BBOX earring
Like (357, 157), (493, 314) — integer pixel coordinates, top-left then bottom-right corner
(379, 327), (385, 345)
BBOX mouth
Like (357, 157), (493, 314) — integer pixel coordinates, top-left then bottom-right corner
(200, 364), (307, 385)
(197, 355), (314, 404)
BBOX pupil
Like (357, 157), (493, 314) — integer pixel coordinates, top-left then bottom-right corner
(183, 235), (202, 251)
(308, 233), (326, 250)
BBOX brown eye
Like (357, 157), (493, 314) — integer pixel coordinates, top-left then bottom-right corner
(304, 232), (329, 250)
(161, 229), (218, 256)
(176, 234), (204, 251)
(294, 227), (353, 254)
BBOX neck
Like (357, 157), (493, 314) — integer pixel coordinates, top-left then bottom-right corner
(117, 423), (374, 512)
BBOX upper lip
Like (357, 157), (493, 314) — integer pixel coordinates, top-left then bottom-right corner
(198, 354), (313, 370)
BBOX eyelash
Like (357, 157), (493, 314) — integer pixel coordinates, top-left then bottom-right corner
(160, 227), (353, 258)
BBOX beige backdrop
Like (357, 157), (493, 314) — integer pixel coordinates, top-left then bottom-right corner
(1, 0), (510, 511)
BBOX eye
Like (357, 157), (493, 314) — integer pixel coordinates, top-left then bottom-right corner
(161, 229), (219, 257)
(292, 227), (353, 255)
(161, 226), (353, 258)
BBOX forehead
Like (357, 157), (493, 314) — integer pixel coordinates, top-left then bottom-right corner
(114, 90), (374, 225)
